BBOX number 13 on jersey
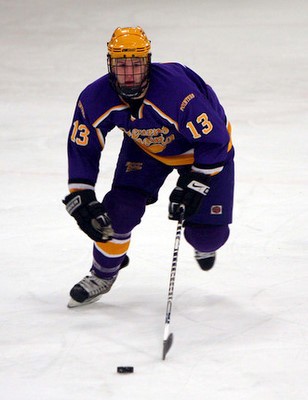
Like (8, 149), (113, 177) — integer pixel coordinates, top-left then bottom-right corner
(186, 112), (213, 139)
(70, 120), (90, 146)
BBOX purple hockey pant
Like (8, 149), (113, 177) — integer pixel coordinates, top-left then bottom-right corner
(91, 137), (234, 278)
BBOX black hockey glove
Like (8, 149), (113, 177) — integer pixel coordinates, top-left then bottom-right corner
(169, 171), (211, 220)
(63, 190), (113, 242)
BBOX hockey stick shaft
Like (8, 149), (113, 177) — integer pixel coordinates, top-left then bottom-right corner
(162, 206), (185, 360)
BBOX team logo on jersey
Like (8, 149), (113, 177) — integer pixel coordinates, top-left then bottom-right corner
(211, 205), (223, 215)
(120, 126), (175, 153)
(125, 162), (143, 172)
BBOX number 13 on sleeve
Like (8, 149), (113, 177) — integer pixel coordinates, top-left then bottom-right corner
(186, 112), (213, 139)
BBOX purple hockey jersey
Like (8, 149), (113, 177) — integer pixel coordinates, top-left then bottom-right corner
(67, 62), (233, 190)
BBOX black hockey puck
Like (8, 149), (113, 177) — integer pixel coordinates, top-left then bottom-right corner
(117, 366), (134, 374)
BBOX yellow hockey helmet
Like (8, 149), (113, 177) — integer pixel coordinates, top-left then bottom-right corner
(107, 26), (152, 98)
(107, 26), (151, 58)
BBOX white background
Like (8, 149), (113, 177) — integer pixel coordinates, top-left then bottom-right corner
(1, 0), (308, 399)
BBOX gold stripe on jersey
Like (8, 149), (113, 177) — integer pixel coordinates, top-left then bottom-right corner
(143, 99), (180, 131)
(227, 121), (233, 151)
(93, 104), (129, 127)
(138, 103), (145, 119)
(95, 238), (130, 258)
(68, 184), (95, 192)
(95, 127), (105, 149)
(136, 143), (195, 166)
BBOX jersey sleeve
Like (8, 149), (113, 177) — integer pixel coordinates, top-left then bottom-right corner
(178, 84), (232, 175)
(67, 97), (105, 192)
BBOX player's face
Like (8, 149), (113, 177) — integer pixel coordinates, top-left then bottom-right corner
(112, 57), (148, 87)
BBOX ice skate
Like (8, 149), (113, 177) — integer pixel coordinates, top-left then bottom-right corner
(67, 272), (117, 308)
(67, 256), (129, 308)
(195, 250), (216, 271)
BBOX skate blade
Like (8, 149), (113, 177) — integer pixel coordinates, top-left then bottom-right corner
(67, 294), (103, 308)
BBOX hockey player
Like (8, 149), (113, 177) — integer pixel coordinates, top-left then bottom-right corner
(63, 26), (235, 307)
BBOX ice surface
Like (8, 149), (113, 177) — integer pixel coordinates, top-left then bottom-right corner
(1, 0), (308, 399)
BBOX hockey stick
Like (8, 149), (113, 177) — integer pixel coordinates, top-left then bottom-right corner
(162, 205), (185, 360)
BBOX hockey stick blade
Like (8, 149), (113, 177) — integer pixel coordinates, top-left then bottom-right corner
(162, 333), (173, 360)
